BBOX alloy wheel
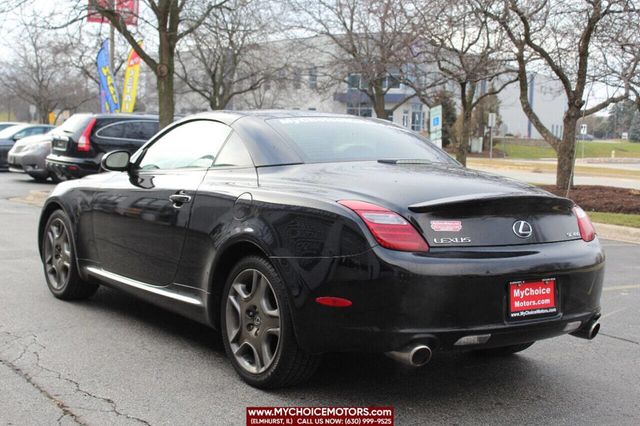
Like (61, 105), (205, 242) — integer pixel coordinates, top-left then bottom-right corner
(44, 218), (72, 290)
(225, 268), (281, 374)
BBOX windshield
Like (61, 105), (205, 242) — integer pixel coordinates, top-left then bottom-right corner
(0, 124), (28, 139)
(267, 117), (454, 164)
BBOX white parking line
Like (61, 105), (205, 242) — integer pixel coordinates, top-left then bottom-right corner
(603, 284), (640, 292)
(600, 307), (628, 319)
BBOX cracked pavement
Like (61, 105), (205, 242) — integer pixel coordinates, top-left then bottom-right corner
(1, 173), (639, 425)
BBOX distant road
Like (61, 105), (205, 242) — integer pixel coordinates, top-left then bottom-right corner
(467, 158), (640, 189)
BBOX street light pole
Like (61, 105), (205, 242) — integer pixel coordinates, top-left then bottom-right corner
(489, 126), (494, 159)
(488, 112), (496, 159)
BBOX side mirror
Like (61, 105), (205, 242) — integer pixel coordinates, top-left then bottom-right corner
(13, 134), (24, 141)
(101, 150), (131, 172)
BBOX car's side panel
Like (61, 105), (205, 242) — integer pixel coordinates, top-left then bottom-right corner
(174, 167), (373, 327)
(91, 170), (207, 286)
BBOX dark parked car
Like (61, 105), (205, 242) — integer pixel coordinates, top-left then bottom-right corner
(45, 113), (159, 180)
(38, 111), (604, 388)
(8, 132), (58, 181)
(0, 124), (54, 170)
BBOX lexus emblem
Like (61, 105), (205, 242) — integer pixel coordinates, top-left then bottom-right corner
(512, 220), (533, 238)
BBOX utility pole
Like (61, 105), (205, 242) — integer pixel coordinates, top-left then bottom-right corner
(109, 0), (115, 72)
(110, 24), (115, 72)
(488, 112), (496, 159)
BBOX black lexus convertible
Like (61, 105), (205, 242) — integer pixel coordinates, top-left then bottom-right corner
(39, 111), (603, 388)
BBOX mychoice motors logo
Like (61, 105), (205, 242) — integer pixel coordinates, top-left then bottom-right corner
(512, 220), (533, 238)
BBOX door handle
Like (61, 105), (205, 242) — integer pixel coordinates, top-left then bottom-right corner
(169, 192), (191, 205)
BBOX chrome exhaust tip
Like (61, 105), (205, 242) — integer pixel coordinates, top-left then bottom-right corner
(571, 320), (600, 340)
(385, 344), (432, 367)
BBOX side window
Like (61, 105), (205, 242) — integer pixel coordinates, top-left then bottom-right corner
(123, 121), (159, 141)
(138, 120), (231, 170)
(13, 129), (29, 139)
(213, 133), (254, 167)
(96, 122), (127, 139)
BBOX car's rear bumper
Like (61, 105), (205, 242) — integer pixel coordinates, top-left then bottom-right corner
(271, 238), (605, 353)
(46, 155), (99, 178)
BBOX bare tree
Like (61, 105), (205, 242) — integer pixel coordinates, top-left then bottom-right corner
(485, 0), (640, 189)
(288, 0), (418, 118)
(176, 0), (278, 110)
(83, 0), (230, 127)
(406, 0), (516, 165)
(0, 14), (96, 123)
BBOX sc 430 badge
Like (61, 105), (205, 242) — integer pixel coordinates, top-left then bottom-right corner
(433, 237), (471, 244)
(430, 220), (462, 232)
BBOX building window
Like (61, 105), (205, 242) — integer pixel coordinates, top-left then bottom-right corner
(346, 102), (372, 117)
(308, 66), (318, 89)
(411, 104), (425, 131)
(383, 74), (401, 90)
(347, 73), (361, 90)
(293, 68), (301, 90)
(277, 69), (286, 89)
(402, 110), (409, 127)
(308, 107), (316, 111)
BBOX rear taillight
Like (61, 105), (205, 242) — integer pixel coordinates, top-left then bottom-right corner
(338, 200), (429, 252)
(77, 118), (97, 152)
(572, 206), (596, 242)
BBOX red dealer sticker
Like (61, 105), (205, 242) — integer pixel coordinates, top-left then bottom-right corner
(509, 278), (557, 319)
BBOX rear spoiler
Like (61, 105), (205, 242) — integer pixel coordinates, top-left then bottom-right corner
(407, 192), (574, 212)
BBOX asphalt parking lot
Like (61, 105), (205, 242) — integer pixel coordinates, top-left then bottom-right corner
(0, 172), (639, 425)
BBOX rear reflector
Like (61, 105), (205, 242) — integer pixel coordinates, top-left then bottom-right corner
(572, 206), (596, 242)
(338, 200), (429, 252)
(77, 118), (97, 152)
(315, 297), (352, 308)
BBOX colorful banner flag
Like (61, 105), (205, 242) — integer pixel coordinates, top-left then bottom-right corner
(121, 42), (143, 113)
(87, 0), (108, 23)
(88, 0), (138, 26)
(116, 0), (139, 26)
(96, 39), (120, 113)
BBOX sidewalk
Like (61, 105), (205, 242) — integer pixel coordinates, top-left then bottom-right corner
(467, 158), (640, 190)
(593, 223), (640, 245)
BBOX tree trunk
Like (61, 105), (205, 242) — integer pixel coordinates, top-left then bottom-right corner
(556, 117), (578, 189)
(371, 81), (386, 119)
(38, 105), (49, 124)
(455, 110), (472, 166)
(157, 35), (175, 129)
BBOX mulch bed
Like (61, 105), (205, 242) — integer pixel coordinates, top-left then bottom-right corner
(540, 185), (640, 214)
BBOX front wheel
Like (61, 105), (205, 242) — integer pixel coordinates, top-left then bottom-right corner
(42, 210), (98, 300)
(221, 256), (321, 388)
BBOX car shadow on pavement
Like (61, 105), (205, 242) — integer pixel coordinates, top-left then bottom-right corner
(82, 285), (559, 405)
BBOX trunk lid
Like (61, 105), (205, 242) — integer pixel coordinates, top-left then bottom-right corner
(258, 161), (581, 247)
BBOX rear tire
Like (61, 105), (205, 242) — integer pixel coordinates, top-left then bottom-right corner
(472, 342), (534, 356)
(221, 256), (321, 388)
(41, 210), (98, 300)
(49, 172), (62, 183)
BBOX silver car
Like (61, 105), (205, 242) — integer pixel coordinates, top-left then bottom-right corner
(8, 132), (58, 182)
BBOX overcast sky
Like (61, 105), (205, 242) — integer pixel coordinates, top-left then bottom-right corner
(0, 0), (619, 116)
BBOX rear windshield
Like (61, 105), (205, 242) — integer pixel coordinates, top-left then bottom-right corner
(57, 114), (91, 134)
(267, 117), (452, 164)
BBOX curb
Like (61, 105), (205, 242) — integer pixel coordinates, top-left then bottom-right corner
(593, 222), (640, 245)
